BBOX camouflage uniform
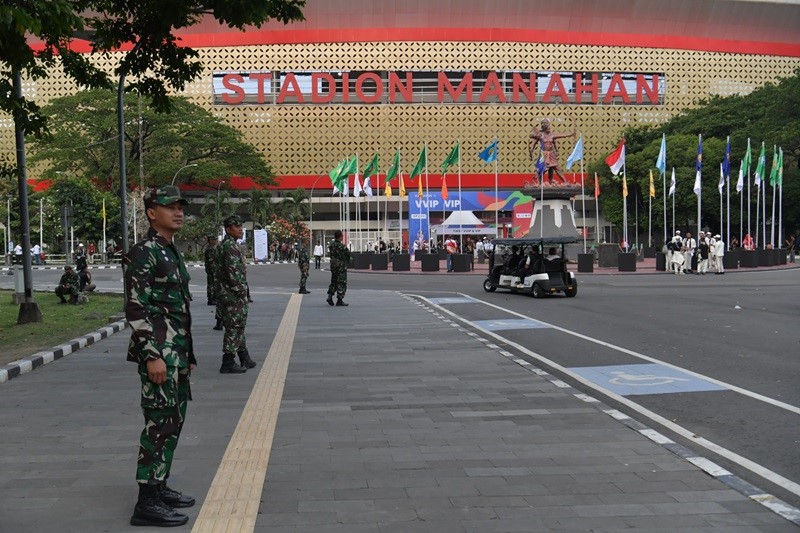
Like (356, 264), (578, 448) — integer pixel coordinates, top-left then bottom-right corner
(327, 239), (351, 301)
(55, 267), (80, 303)
(298, 245), (310, 292)
(204, 241), (218, 305)
(124, 226), (195, 487)
(216, 222), (254, 370)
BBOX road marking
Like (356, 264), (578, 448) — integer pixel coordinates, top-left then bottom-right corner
(426, 296), (477, 305)
(192, 294), (301, 533)
(570, 363), (727, 396)
(472, 318), (550, 331)
(415, 294), (800, 501)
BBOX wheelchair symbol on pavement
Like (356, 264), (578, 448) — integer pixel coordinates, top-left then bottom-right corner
(609, 371), (691, 387)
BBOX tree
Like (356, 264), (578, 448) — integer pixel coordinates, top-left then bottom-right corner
(279, 188), (310, 222)
(29, 90), (274, 190)
(1, 0), (305, 139)
(242, 189), (276, 228)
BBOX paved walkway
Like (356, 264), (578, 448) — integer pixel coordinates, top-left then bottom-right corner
(0, 288), (797, 531)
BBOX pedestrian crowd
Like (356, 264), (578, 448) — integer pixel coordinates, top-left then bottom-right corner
(666, 230), (725, 275)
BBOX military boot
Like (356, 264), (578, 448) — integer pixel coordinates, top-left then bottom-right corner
(326, 294), (334, 306)
(299, 287), (310, 294)
(219, 354), (247, 374)
(212, 318), (223, 331)
(158, 482), (195, 509)
(336, 298), (349, 306)
(238, 349), (257, 369)
(130, 483), (188, 527)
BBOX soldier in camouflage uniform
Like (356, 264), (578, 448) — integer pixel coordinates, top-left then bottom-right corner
(216, 214), (256, 373)
(204, 235), (219, 306)
(125, 186), (195, 528)
(55, 265), (80, 304)
(326, 229), (351, 306)
(298, 236), (311, 294)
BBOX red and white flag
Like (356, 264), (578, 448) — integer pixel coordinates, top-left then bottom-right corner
(605, 138), (626, 176)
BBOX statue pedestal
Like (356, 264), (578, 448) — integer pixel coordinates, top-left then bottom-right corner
(518, 185), (581, 241)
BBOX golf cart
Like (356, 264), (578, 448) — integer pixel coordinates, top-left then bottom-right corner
(483, 236), (578, 298)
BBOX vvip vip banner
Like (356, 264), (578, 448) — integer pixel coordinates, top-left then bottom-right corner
(409, 191), (535, 245)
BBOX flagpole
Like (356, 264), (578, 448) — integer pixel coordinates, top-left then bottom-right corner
(746, 138), (751, 243)
(726, 172), (730, 250)
(494, 141), (499, 238)
(770, 146), (776, 248)
(662, 169), (667, 246)
(594, 174), (600, 244)
(457, 139), (463, 250)
(580, 134), (586, 253)
(779, 148), (783, 249)
(671, 168), (675, 236)
(102, 198), (107, 256)
(648, 175), (652, 248)
(623, 162), (628, 250)
(696, 134), (702, 239)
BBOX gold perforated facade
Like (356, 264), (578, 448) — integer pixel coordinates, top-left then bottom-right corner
(3, 41), (800, 179)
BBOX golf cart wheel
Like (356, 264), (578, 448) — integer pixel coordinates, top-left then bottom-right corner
(483, 277), (496, 292)
(532, 283), (544, 299)
(564, 284), (577, 297)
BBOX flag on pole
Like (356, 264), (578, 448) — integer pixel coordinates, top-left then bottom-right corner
(101, 198), (106, 222)
(353, 174), (363, 197)
(655, 134), (667, 174)
(722, 136), (731, 177)
(718, 163), (725, 194)
(441, 176), (449, 200)
(769, 146), (779, 187)
(743, 138), (752, 173)
(605, 138), (625, 176)
(410, 146), (426, 180)
(329, 158), (347, 192)
(535, 153), (546, 178)
(736, 159), (744, 193)
(622, 174), (628, 198)
(649, 169), (656, 198)
(565, 135), (583, 170)
(478, 140), (498, 163)
(778, 147), (784, 186)
(441, 142), (460, 173)
(594, 173), (601, 197)
(386, 150), (400, 182)
(754, 141), (766, 188)
(694, 134), (702, 197)
(363, 176), (373, 197)
(399, 175), (406, 197)
(669, 167), (676, 196)
(417, 175), (423, 197)
(364, 154), (379, 179)
(384, 181), (393, 197)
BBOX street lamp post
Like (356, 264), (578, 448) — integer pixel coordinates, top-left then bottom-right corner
(309, 175), (325, 251)
(172, 163), (198, 186)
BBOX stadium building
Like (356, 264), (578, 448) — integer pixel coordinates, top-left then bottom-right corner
(5, 0), (800, 249)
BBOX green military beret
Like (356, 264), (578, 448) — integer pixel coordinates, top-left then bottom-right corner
(223, 214), (243, 227)
(144, 185), (188, 207)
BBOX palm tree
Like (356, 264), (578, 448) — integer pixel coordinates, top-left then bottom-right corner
(280, 188), (310, 222)
(241, 189), (274, 228)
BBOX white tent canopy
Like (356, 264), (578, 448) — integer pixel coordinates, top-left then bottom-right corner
(433, 211), (496, 235)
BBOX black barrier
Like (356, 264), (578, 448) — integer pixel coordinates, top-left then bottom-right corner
(739, 250), (758, 268)
(392, 253), (410, 271)
(598, 244), (620, 267)
(351, 252), (372, 269)
(776, 248), (787, 265)
(655, 252), (666, 271)
(643, 246), (657, 258)
(723, 250), (738, 269)
(420, 254), (440, 272)
(618, 252), (637, 272)
(371, 254), (388, 271)
(577, 253), (594, 273)
(452, 253), (471, 272)
(757, 249), (773, 267)
(414, 250), (426, 262)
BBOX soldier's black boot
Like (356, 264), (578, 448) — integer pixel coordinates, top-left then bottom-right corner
(336, 298), (349, 306)
(299, 287), (310, 294)
(70, 295), (79, 305)
(238, 349), (257, 369)
(220, 354), (247, 374)
(326, 294), (334, 306)
(213, 318), (223, 330)
(158, 482), (195, 508)
(130, 483), (188, 527)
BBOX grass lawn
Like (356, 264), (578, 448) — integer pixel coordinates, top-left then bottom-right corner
(0, 290), (124, 367)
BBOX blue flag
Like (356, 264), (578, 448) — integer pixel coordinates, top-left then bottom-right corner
(696, 134), (703, 173)
(565, 135), (583, 170)
(722, 136), (731, 177)
(478, 140), (499, 163)
(536, 153), (546, 177)
(655, 134), (666, 174)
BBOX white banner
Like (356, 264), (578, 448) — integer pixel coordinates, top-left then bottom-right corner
(253, 229), (268, 261)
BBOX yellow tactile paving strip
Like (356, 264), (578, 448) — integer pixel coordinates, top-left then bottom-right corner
(192, 294), (301, 533)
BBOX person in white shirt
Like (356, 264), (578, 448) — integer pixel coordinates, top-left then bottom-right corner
(682, 231), (696, 274)
(31, 243), (41, 265)
(669, 232), (684, 274)
(713, 235), (725, 274)
(312, 240), (324, 269)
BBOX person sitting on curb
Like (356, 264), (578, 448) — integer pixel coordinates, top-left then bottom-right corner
(55, 265), (80, 304)
(79, 264), (96, 292)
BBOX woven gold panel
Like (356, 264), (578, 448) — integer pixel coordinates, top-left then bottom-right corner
(2, 42), (799, 178)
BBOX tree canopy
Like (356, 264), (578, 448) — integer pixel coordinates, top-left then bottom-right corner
(29, 89), (274, 189)
(588, 68), (800, 245)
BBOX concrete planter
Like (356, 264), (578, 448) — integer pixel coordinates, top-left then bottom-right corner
(392, 253), (410, 271)
(577, 253), (594, 273)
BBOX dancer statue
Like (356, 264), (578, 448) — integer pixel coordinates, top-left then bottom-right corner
(528, 118), (576, 185)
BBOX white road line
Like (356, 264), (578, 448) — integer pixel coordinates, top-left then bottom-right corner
(416, 294), (800, 500)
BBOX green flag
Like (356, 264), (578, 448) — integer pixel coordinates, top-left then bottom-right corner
(778, 147), (783, 186)
(340, 156), (358, 179)
(754, 141), (766, 187)
(363, 153), (379, 179)
(769, 146), (779, 187)
(441, 142), (460, 173)
(386, 150), (400, 181)
(329, 159), (346, 187)
(743, 138), (752, 172)
(410, 145), (427, 180)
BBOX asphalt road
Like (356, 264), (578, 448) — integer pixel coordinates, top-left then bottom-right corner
(7, 262), (800, 511)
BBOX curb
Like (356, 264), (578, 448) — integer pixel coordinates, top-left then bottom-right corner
(0, 319), (128, 384)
